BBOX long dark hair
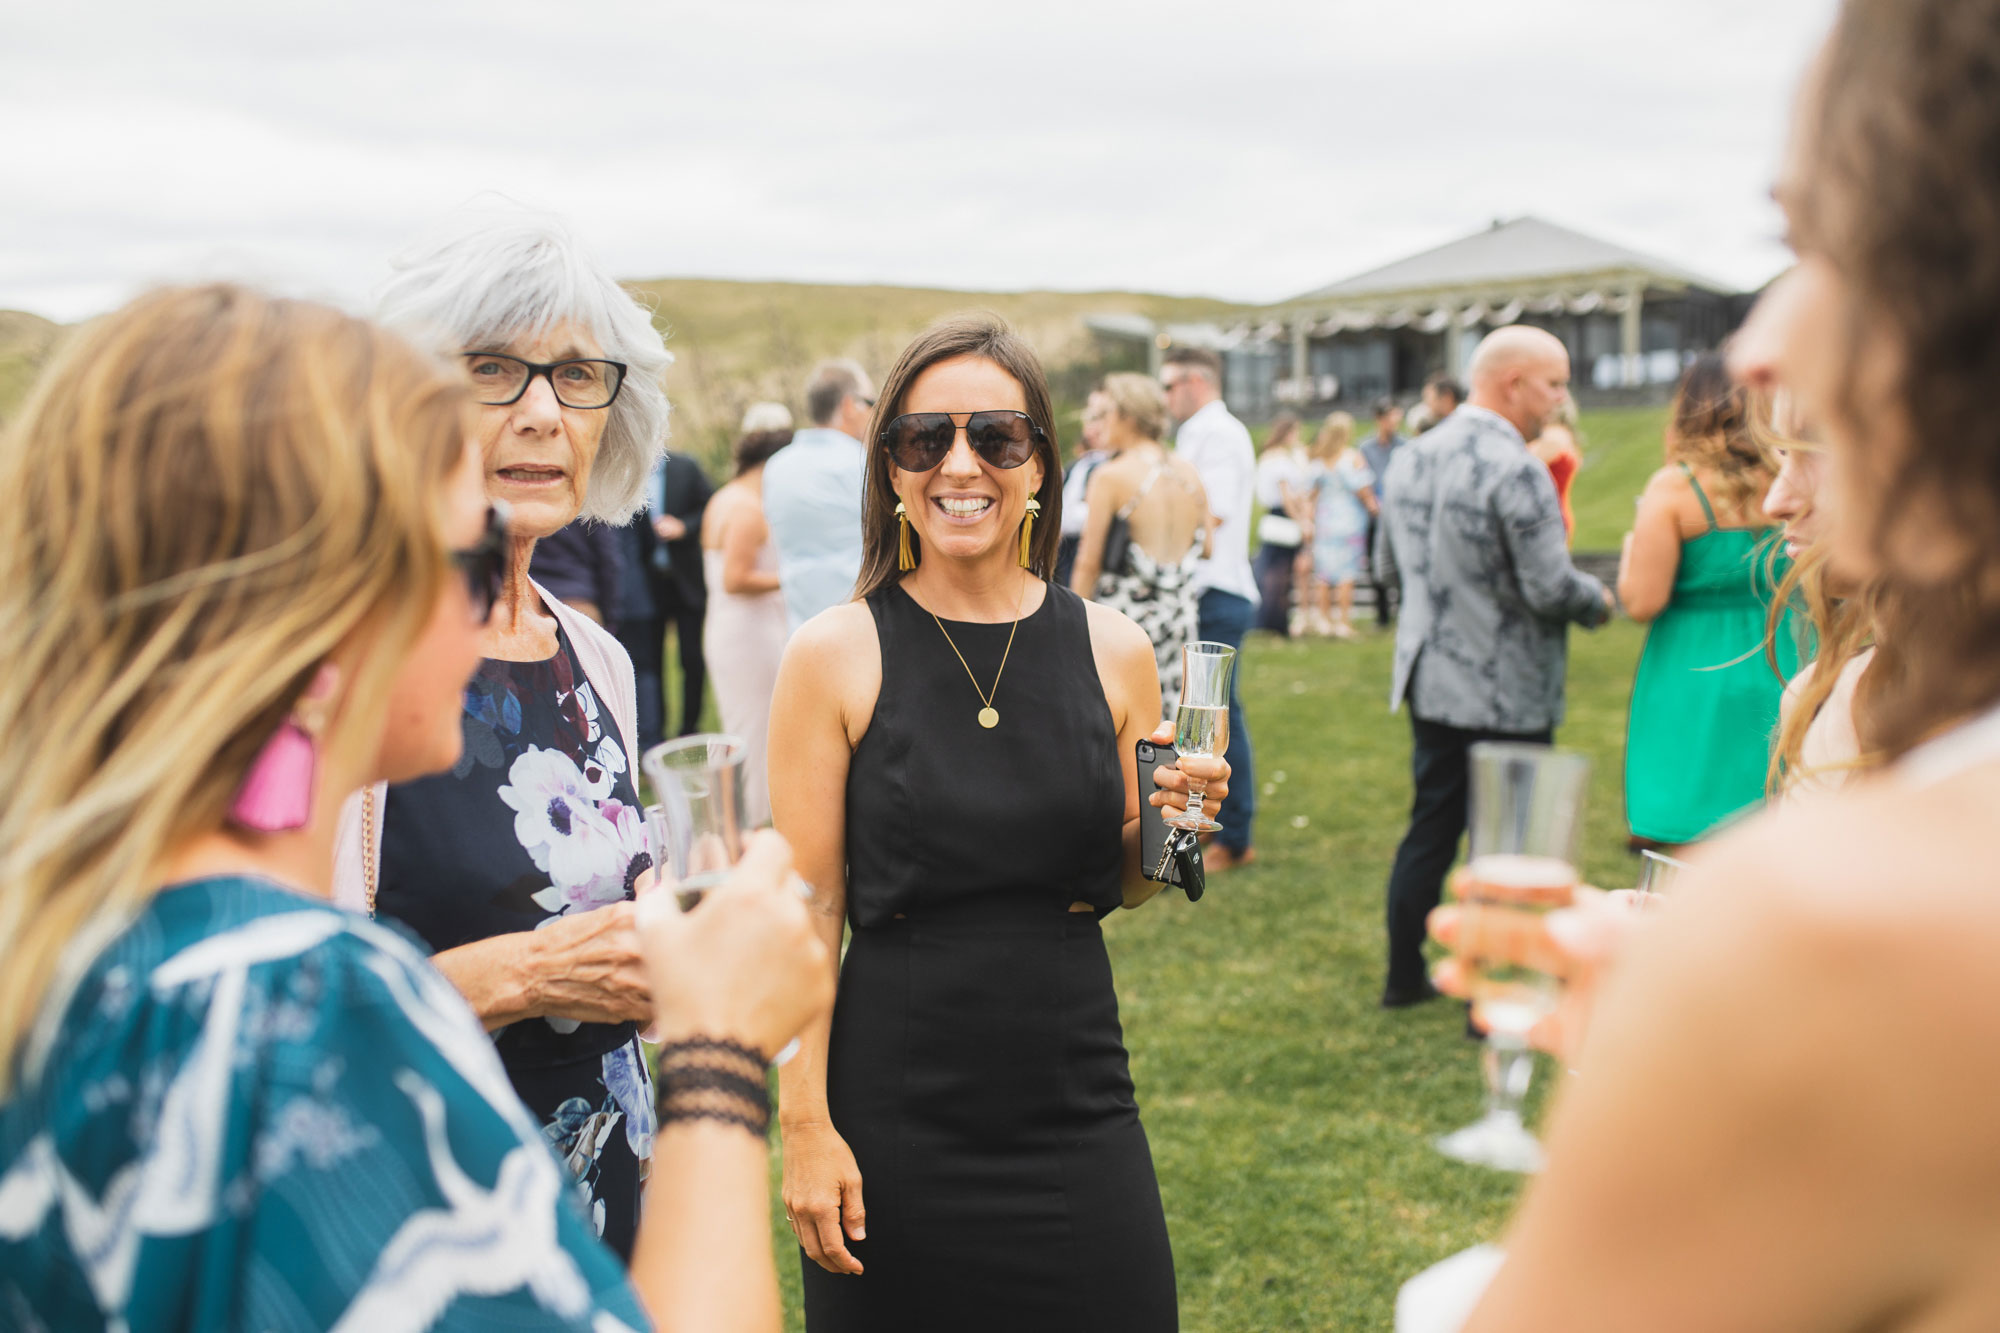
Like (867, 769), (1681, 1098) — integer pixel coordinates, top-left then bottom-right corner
(853, 316), (1063, 601)
(1799, 0), (2000, 755)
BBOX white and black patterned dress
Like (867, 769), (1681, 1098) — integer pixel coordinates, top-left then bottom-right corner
(1095, 542), (1201, 720)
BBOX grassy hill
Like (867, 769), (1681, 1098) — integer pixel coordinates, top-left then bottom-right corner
(0, 311), (62, 428)
(625, 277), (1243, 474)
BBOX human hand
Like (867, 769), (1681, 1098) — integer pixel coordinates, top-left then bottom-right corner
(653, 514), (687, 541)
(1428, 872), (1654, 1063)
(524, 901), (654, 1025)
(780, 1121), (867, 1275)
(636, 830), (833, 1060)
(1144, 720), (1229, 820)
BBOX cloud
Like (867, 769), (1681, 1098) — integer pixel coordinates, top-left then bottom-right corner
(0, 0), (1835, 321)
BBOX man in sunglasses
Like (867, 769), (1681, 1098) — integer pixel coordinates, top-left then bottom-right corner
(1161, 347), (1259, 871)
(762, 357), (877, 635)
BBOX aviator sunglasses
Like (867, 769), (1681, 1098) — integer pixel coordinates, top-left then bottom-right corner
(455, 503), (509, 625)
(881, 410), (1047, 473)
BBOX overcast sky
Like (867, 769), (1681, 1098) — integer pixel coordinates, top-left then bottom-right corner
(2, 0), (1837, 323)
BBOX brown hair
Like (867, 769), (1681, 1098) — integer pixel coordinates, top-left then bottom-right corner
(0, 285), (468, 1089)
(1162, 346), (1223, 386)
(734, 428), (793, 475)
(1668, 353), (1774, 520)
(1796, 0), (2000, 755)
(853, 316), (1062, 600)
(1264, 412), (1302, 453)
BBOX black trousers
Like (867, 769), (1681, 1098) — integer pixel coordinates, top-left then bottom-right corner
(1364, 515), (1395, 626)
(619, 598), (705, 750)
(1382, 710), (1552, 996)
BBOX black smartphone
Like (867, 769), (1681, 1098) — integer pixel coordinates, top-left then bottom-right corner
(1136, 737), (1181, 886)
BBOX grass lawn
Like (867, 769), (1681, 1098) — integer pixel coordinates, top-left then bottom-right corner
(766, 616), (1649, 1330)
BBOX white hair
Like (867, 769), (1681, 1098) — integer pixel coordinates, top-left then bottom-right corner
(376, 212), (671, 522)
(741, 401), (794, 433)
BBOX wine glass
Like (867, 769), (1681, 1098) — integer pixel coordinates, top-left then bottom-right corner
(1635, 848), (1689, 902)
(641, 733), (800, 1065)
(1167, 641), (1236, 833)
(642, 734), (748, 911)
(1436, 742), (1592, 1173)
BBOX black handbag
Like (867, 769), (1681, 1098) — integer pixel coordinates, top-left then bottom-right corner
(1099, 462), (1165, 579)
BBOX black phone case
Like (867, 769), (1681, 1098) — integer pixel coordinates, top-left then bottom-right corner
(1137, 738), (1199, 897)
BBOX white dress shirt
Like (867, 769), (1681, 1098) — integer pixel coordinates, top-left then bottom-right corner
(1173, 399), (1261, 605)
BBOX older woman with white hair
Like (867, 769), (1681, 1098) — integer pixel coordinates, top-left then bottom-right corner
(335, 215), (673, 1259)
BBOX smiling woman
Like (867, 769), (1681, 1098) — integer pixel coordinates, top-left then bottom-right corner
(769, 316), (1232, 1332)
(336, 214), (675, 1261)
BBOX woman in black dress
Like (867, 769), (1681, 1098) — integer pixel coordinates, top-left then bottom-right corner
(770, 317), (1227, 1330)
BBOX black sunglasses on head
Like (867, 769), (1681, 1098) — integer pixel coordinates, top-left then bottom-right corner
(881, 410), (1046, 473)
(455, 503), (509, 625)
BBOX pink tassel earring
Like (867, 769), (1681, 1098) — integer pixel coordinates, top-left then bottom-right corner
(230, 663), (339, 833)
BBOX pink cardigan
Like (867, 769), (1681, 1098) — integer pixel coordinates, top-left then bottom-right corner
(331, 581), (641, 913)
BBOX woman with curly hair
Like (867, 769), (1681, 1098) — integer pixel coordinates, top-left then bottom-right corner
(1618, 354), (1796, 846)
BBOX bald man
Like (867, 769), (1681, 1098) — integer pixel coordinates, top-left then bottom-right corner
(1372, 326), (1614, 1008)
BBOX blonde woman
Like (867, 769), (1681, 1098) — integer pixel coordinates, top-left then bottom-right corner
(0, 285), (830, 1330)
(1307, 412), (1378, 638)
(703, 401), (795, 825)
(1070, 371), (1211, 716)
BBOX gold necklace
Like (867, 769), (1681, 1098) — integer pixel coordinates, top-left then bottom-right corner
(925, 577), (1030, 729)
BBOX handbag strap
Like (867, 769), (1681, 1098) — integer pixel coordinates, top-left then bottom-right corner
(1118, 462), (1167, 520)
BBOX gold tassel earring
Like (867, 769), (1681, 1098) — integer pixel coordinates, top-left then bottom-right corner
(896, 501), (916, 571)
(1018, 497), (1041, 569)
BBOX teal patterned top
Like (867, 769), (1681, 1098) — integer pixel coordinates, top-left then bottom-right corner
(0, 875), (651, 1332)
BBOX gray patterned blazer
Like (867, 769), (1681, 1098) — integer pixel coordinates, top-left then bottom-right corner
(1373, 406), (1610, 732)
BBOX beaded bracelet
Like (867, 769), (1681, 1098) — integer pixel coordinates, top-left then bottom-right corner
(654, 1036), (772, 1138)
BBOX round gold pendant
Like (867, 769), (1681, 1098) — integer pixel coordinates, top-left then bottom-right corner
(978, 707), (999, 729)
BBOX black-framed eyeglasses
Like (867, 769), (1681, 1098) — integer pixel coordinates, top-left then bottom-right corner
(454, 503), (509, 625)
(881, 410), (1046, 473)
(463, 352), (628, 410)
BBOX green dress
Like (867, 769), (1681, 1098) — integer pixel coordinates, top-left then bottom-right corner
(1624, 466), (1797, 843)
(0, 874), (651, 1331)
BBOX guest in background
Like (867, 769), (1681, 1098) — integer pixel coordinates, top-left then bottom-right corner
(1306, 411), (1378, 640)
(763, 358), (875, 633)
(703, 402), (795, 826)
(1055, 388), (1113, 587)
(1421, 371), (1464, 424)
(638, 448), (715, 741)
(1374, 326), (1611, 1009)
(1252, 413), (1312, 635)
(1072, 373), (1210, 717)
(361, 215), (672, 1258)
(1359, 397), (1407, 626)
(1619, 354), (1793, 848)
(528, 516), (621, 626)
(1528, 397), (1583, 544)
(1163, 346), (1260, 870)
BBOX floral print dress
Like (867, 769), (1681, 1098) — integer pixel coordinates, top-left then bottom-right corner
(376, 625), (655, 1260)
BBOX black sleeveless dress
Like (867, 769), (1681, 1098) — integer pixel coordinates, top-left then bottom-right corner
(801, 581), (1177, 1331)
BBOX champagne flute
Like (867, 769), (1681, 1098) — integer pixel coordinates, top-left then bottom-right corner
(1436, 742), (1591, 1173)
(1168, 641), (1236, 833)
